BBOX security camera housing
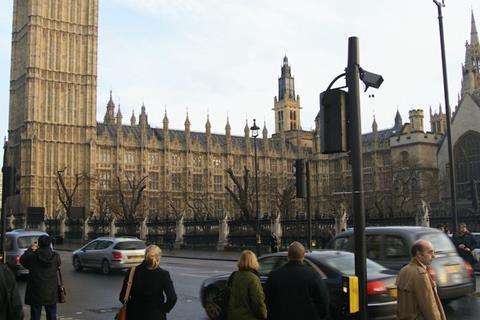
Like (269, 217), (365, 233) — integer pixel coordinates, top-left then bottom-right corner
(360, 70), (384, 89)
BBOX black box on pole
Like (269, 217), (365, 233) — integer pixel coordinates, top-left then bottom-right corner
(319, 89), (349, 154)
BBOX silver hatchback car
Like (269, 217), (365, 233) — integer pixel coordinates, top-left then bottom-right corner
(72, 237), (146, 274)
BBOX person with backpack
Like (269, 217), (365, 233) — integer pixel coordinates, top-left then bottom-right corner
(20, 235), (61, 320)
(0, 263), (24, 320)
(227, 250), (267, 320)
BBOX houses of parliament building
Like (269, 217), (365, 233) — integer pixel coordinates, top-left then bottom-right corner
(5, 1), (480, 221)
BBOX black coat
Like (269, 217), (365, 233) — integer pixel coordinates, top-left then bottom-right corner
(265, 260), (329, 320)
(20, 247), (61, 306)
(0, 264), (24, 320)
(119, 262), (177, 320)
(453, 232), (477, 265)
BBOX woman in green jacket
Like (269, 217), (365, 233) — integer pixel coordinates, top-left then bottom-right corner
(228, 250), (267, 320)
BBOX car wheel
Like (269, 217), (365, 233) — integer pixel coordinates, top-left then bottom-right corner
(101, 259), (111, 275)
(204, 288), (222, 320)
(73, 256), (83, 272)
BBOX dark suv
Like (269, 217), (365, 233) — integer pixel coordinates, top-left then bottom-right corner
(330, 226), (476, 300)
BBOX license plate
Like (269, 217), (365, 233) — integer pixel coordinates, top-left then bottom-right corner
(128, 256), (143, 261)
(388, 287), (398, 298)
(445, 265), (461, 273)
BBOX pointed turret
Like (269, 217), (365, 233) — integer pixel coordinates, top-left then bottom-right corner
(244, 120), (250, 138)
(116, 106), (123, 127)
(205, 115), (211, 135)
(139, 103), (148, 127)
(471, 11), (479, 46)
(104, 91), (116, 125)
(130, 110), (136, 126)
(274, 56), (301, 133)
(394, 109), (402, 132)
(461, 11), (480, 98)
(184, 113), (190, 131)
(225, 117), (231, 138)
(263, 122), (268, 139)
(372, 116), (378, 132)
(163, 110), (169, 130)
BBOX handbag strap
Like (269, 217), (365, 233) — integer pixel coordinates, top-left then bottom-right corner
(123, 267), (136, 303)
(57, 268), (64, 286)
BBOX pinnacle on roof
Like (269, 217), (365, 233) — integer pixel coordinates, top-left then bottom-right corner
(471, 10), (478, 46)
(163, 110), (169, 126)
(184, 112), (190, 127)
(225, 117), (231, 131)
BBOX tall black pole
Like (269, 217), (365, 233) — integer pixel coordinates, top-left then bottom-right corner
(306, 161), (312, 250)
(433, 0), (457, 233)
(252, 120), (261, 257)
(1, 143), (8, 264)
(346, 36), (368, 320)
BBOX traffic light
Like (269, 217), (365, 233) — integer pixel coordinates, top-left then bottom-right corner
(319, 89), (349, 154)
(1, 166), (20, 197)
(294, 159), (306, 198)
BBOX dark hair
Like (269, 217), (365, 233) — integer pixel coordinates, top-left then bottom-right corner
(38, 235), (52, 248)
(410, 242), (425, 257)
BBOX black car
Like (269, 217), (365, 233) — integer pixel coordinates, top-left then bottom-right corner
(330, 226), (476, 300)
(200, 250), (398, 320)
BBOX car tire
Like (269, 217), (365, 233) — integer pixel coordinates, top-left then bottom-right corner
(204, 287), (222, 320)
(101, 259), (111, 275)
(73, 256), (83, 272)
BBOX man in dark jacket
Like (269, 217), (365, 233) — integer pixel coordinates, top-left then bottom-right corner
(20, 235), (61, 320)
(0, 263), (24, 320)
(265, 241), (329, 320)
(452, 222), (477, 266)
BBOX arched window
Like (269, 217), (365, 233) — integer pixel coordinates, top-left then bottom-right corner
(454, 131), (480, 196)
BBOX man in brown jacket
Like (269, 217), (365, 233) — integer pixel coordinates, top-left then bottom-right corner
(396, 239), (446, 320)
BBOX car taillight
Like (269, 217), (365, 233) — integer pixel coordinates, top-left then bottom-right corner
(112, 251), (122, 261)
(15, 255), (20, 266)
(427, 267), (436, 281)
(367, 280), (387, 295)
(464, 261), (474, 278)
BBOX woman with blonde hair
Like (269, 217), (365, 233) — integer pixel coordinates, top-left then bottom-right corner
(227, 250), (267, 320)
(118, 245), (177, 320)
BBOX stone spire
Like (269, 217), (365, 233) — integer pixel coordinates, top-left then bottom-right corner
(244, 120), (250, 138)
(394, 109), (402, 132)
(104, 91), (116, 125)
(225, 117), (231, 138)
(116, 105), (123, 127)
(372, 115), (378, 132)
(163, 110), (169, 130)
(205, 115), (211, 135)
(184, 113), (190, 132)
(461, 11), (480, 98)
(139, 103), (148, 127)
(262, 122), (268, 139)
(130, 110), (136, 126)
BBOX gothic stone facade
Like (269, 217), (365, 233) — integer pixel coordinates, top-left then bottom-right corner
(6, 1), (480, 221)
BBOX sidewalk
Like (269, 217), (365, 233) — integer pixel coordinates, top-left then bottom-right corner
(54, 242), (240, 262)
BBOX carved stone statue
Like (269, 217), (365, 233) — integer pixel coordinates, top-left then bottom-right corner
(335, 202), (348, 235)
(415, 200), (430, 227)
(175, 215), (185, 249)
(217, 213), (230, 251)
(139, 217), (148, 240)
(109, 217), (117, 237)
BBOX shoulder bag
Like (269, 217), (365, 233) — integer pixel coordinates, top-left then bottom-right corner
(57, 268), (66, 303)
(115, 267), (137, 320)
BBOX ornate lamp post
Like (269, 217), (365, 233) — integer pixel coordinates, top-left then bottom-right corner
(250, 119), (261, 256)
(432, 0), (458, 233)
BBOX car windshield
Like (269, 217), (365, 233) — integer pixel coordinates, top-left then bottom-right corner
(17, 235), (41, 249)
(319, 254), (386, 275)
(417, 232), (456, 253)
(113, 241), (146, 250)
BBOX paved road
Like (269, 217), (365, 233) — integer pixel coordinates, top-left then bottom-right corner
(16, 251), (480, 319)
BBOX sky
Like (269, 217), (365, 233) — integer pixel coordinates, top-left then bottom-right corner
(0, 0), (478, 145)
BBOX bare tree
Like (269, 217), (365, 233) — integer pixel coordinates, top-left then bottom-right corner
(225, 166), (254, 220)
(186, 193), (213, 221)
(273, 180), (296, 219)
(167, 195), (186, 221)
(55, 167), (88, 220)
(114, 173), (148, 233)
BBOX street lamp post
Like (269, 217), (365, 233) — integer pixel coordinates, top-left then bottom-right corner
(250, 119), (261, 257)
(432, 0), (458, 233)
